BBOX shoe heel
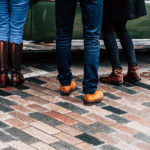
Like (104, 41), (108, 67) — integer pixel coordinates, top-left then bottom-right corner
(61, 92), (70, 96)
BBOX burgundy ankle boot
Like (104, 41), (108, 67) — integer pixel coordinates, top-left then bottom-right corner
(10, 43), (24, 86)
(0, 41), (9, 87)
(99, 68), (123, 85)
(124, 64), (141, 83)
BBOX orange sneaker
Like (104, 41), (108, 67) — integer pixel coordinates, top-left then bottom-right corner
(61, 81), (76, 96)
(84, 90), (103, 106)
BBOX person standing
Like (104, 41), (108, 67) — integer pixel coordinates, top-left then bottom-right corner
(0, 0), (30, 87)
(99, 0), (147, 85)
(55, 0), (104, 105)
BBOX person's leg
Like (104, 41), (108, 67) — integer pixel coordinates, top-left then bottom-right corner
(0, 0), (10, 42)
(56, 0), (77, 95)
(114, 21), (141, 82)
(0, 0), (10, 87)
(114, 20), (137, 66)
(9, 0), (30, 86)
(102, 21), (122, 69)
(56, 0), (77, 86)
(99, 21), (123, 85)
(10, 0), (29, 44)
(80, 0), (103, 94)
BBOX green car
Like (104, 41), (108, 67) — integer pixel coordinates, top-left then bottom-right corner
(24, 0), (150, 40)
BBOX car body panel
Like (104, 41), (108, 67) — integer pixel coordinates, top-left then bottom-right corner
(23, 1), (150, 40)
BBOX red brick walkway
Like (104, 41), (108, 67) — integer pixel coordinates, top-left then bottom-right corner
(0, 52), (150, 150)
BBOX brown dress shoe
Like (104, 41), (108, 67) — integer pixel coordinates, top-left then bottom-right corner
(84, 90), (103, 106)
(61, 81), (76, 96)
(124, 64), (141, 83)
(10, 43), (25, 86)
(99, 68), (123, 85)
(0, 41), (9, 87)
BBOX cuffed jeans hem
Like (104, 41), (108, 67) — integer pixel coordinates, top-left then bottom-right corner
(57, 76), (72, 86)
(10, 39), (23, 45)
(0, 38), (9, 42)
(112, 65), (122, 70)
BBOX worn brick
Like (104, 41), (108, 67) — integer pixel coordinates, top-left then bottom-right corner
(0, 141), (9, 149)
(9, 112), (35, 123)
(54, 132), (82, 145)
(106, 114), (130, 124)
(27, 104), (48, 112)
(11, 105), (32, 113)
(29, 112), (61, 126)
(89, 122), (115, 134)
(24, 89), (45, 97)
(30, 121), (60, 135)
(102, 106), (127, 115)
(0, 131), (16, 142)
(44, 110), (77, 125)
(123, 113), (150, 128)
(127, 122), (150, 135)
(32, 142), (57, 150)
(23, 127), (58, 144)
(25, 96), (50, 104)
(75, 142), (97, 150)
(135, 142), (150, 150)
(51, 141), (80, 150)
(87, 113), (115, 126)
(76, 133), (104, 146)
(100, 144), (121, 150)
(133, 132), (150, 144)
(6, 95), (32, 105)
(5, 127), (39, 144)
(67, 112), (95, 125)
(94, 132), (119, 145)
(112, 132), (139, 144)
(112, 123), (137, 134)
(6, 118), (28, 129)
(9, 141), (36, 150)
(56, 102), (88, 114)
(40, 95), (62, 103)
(56, 124), (82, 136)
(44, 102), (71, 114)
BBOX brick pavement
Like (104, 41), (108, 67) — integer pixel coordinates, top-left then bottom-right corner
(0, 52), (150, 150)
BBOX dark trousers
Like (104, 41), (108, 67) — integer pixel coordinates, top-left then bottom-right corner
(56, 0), (103, 94)
(102, 20), (137, 69)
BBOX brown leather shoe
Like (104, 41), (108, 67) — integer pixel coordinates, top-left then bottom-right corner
(0, 41), (9, 87)
(84, 90), (103, 106)
(124, 64), (141, 83)
(99, 68), (123, 85)
(61, 81), (76, 96)
(10, 43), (25, 86)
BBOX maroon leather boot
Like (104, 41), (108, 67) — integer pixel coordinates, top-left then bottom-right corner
(10, 43), (24, 86)
(124, 64), (141, 83)
(99, 68), (123, 85)
(0, 41), (9, 87)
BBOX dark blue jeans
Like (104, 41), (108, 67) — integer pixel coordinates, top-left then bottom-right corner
(102, 20), (137, 69)
(55, 0), (103, 94)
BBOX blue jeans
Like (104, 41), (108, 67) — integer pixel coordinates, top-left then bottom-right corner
(0, 0), (29, 44)
(56, 0), (103, 94)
